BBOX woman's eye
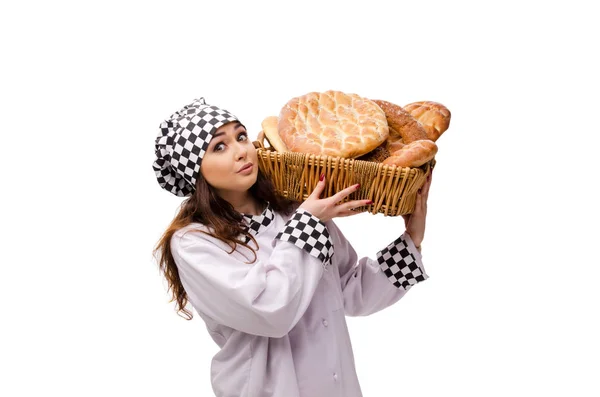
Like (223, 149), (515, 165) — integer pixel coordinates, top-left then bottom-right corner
(213, 133), (247, 152)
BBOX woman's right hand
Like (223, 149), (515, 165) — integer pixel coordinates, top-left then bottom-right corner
(298, 174), (372, 222)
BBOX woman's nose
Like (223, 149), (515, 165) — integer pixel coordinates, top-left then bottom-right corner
(235, 142), (248, 160)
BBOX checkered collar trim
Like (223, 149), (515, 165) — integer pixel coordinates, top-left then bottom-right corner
(242, 202), (274, 237)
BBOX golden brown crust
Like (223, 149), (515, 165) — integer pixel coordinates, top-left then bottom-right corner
(371, 99), (428, 149)
(278, 90), (389, 158)
(261, 116), (288, 152)
(403, 101), (451, 142)
(382, 139), (438, 168)
(355, 142), (391, 163)
(386, 127), (406, 153)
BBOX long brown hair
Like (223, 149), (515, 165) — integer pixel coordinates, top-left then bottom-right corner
(153, 169), (298, 320)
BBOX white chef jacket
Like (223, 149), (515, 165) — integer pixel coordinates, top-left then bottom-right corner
(171, 202), (428, 397)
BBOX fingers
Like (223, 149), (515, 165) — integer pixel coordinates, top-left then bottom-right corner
(332, 198), (372, 218)
(415, 182), (428, 216)
(308, 174), (326, 199)
(414, 190), (422, 212)
(336, 199), (372, 213)
(336, 206), (369, 217)
(417, 171), (432, 204)
(330, 183), (361, 204)
(423, 171), (432, 197)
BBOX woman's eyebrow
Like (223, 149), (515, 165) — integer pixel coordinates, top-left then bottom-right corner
(211, 123), (245, 139)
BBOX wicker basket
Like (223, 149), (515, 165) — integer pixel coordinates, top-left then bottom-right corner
(253, 131), (434, 216)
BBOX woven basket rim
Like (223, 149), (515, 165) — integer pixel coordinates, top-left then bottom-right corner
(252, 130), (434, 216)
(253, 131), (433, 173)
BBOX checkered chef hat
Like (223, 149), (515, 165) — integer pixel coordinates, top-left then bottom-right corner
(153, 97), (240, 196)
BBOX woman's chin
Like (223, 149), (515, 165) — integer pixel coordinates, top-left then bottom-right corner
(238, 172), (258, 190)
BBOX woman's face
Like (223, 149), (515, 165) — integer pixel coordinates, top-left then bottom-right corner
(200, 121), (259, 196)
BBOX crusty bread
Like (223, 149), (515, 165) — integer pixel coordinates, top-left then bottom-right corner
(278, 90), (389, 158)
(261, 116), (288, 152)
(356, 142), (391, 163)
(371, 99), (428, 154)
(386, 131), (406, 153)
(403, 101), (451, 142)
(382, 139), (438, 168)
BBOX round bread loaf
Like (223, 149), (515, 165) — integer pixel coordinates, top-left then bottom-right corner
(278, 90), (389, 158)
(382, 139), (438, 168)
(403, 101), (451, 142)
(371, 99), (428, 153)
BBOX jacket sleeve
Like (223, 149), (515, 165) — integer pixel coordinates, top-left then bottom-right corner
(171, 208), (333, 338)
(326, 220), (429, 317)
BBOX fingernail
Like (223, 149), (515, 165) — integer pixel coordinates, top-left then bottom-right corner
(418, 189), (422, 194)
(355, 184), (360, 189)
(319, 174), (324, 181)
(367, 200), (373, 204)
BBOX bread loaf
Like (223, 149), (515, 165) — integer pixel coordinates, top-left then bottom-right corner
(371, 99), (428, 143)
(278, 90), (389, 158)
(382, 139), (438, 168)
(261, 116), (288, 152)
(403, 101), (451, 142)
(356, 142), (391, 163)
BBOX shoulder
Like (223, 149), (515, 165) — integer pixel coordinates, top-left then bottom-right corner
(171, 222), (221, 252)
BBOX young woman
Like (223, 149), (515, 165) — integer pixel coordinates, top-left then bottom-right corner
(153, 97), (433, 397)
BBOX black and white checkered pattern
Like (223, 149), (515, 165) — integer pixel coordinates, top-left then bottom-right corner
(275, 209), (334, 266)
(153, 98), (240, 197)
(377, 236), (428, 290)
(241, 203), (274, 243)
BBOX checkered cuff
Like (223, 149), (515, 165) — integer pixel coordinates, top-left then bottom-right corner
(275, 209), (334, 266)
(377, 234), (428, 290)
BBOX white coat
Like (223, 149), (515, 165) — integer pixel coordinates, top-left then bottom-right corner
(171, 203), (428, 397)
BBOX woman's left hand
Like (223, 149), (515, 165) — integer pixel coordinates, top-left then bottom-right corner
(402, 169), (433, 248)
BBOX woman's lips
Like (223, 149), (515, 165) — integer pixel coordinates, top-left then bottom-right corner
(237, 163), (254, 174)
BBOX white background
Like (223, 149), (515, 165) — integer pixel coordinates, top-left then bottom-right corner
(2, 0), (599, 396)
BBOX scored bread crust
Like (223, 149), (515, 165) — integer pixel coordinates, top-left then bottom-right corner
(382, 139), (438, 168)
(261, 116), (288, 152)
(403, 101), (451, 142)
(278, 90), (389, 158)
(371, 99), (428, 153)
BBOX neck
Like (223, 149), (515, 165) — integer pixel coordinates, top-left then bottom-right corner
(218, 190), (264, 216)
